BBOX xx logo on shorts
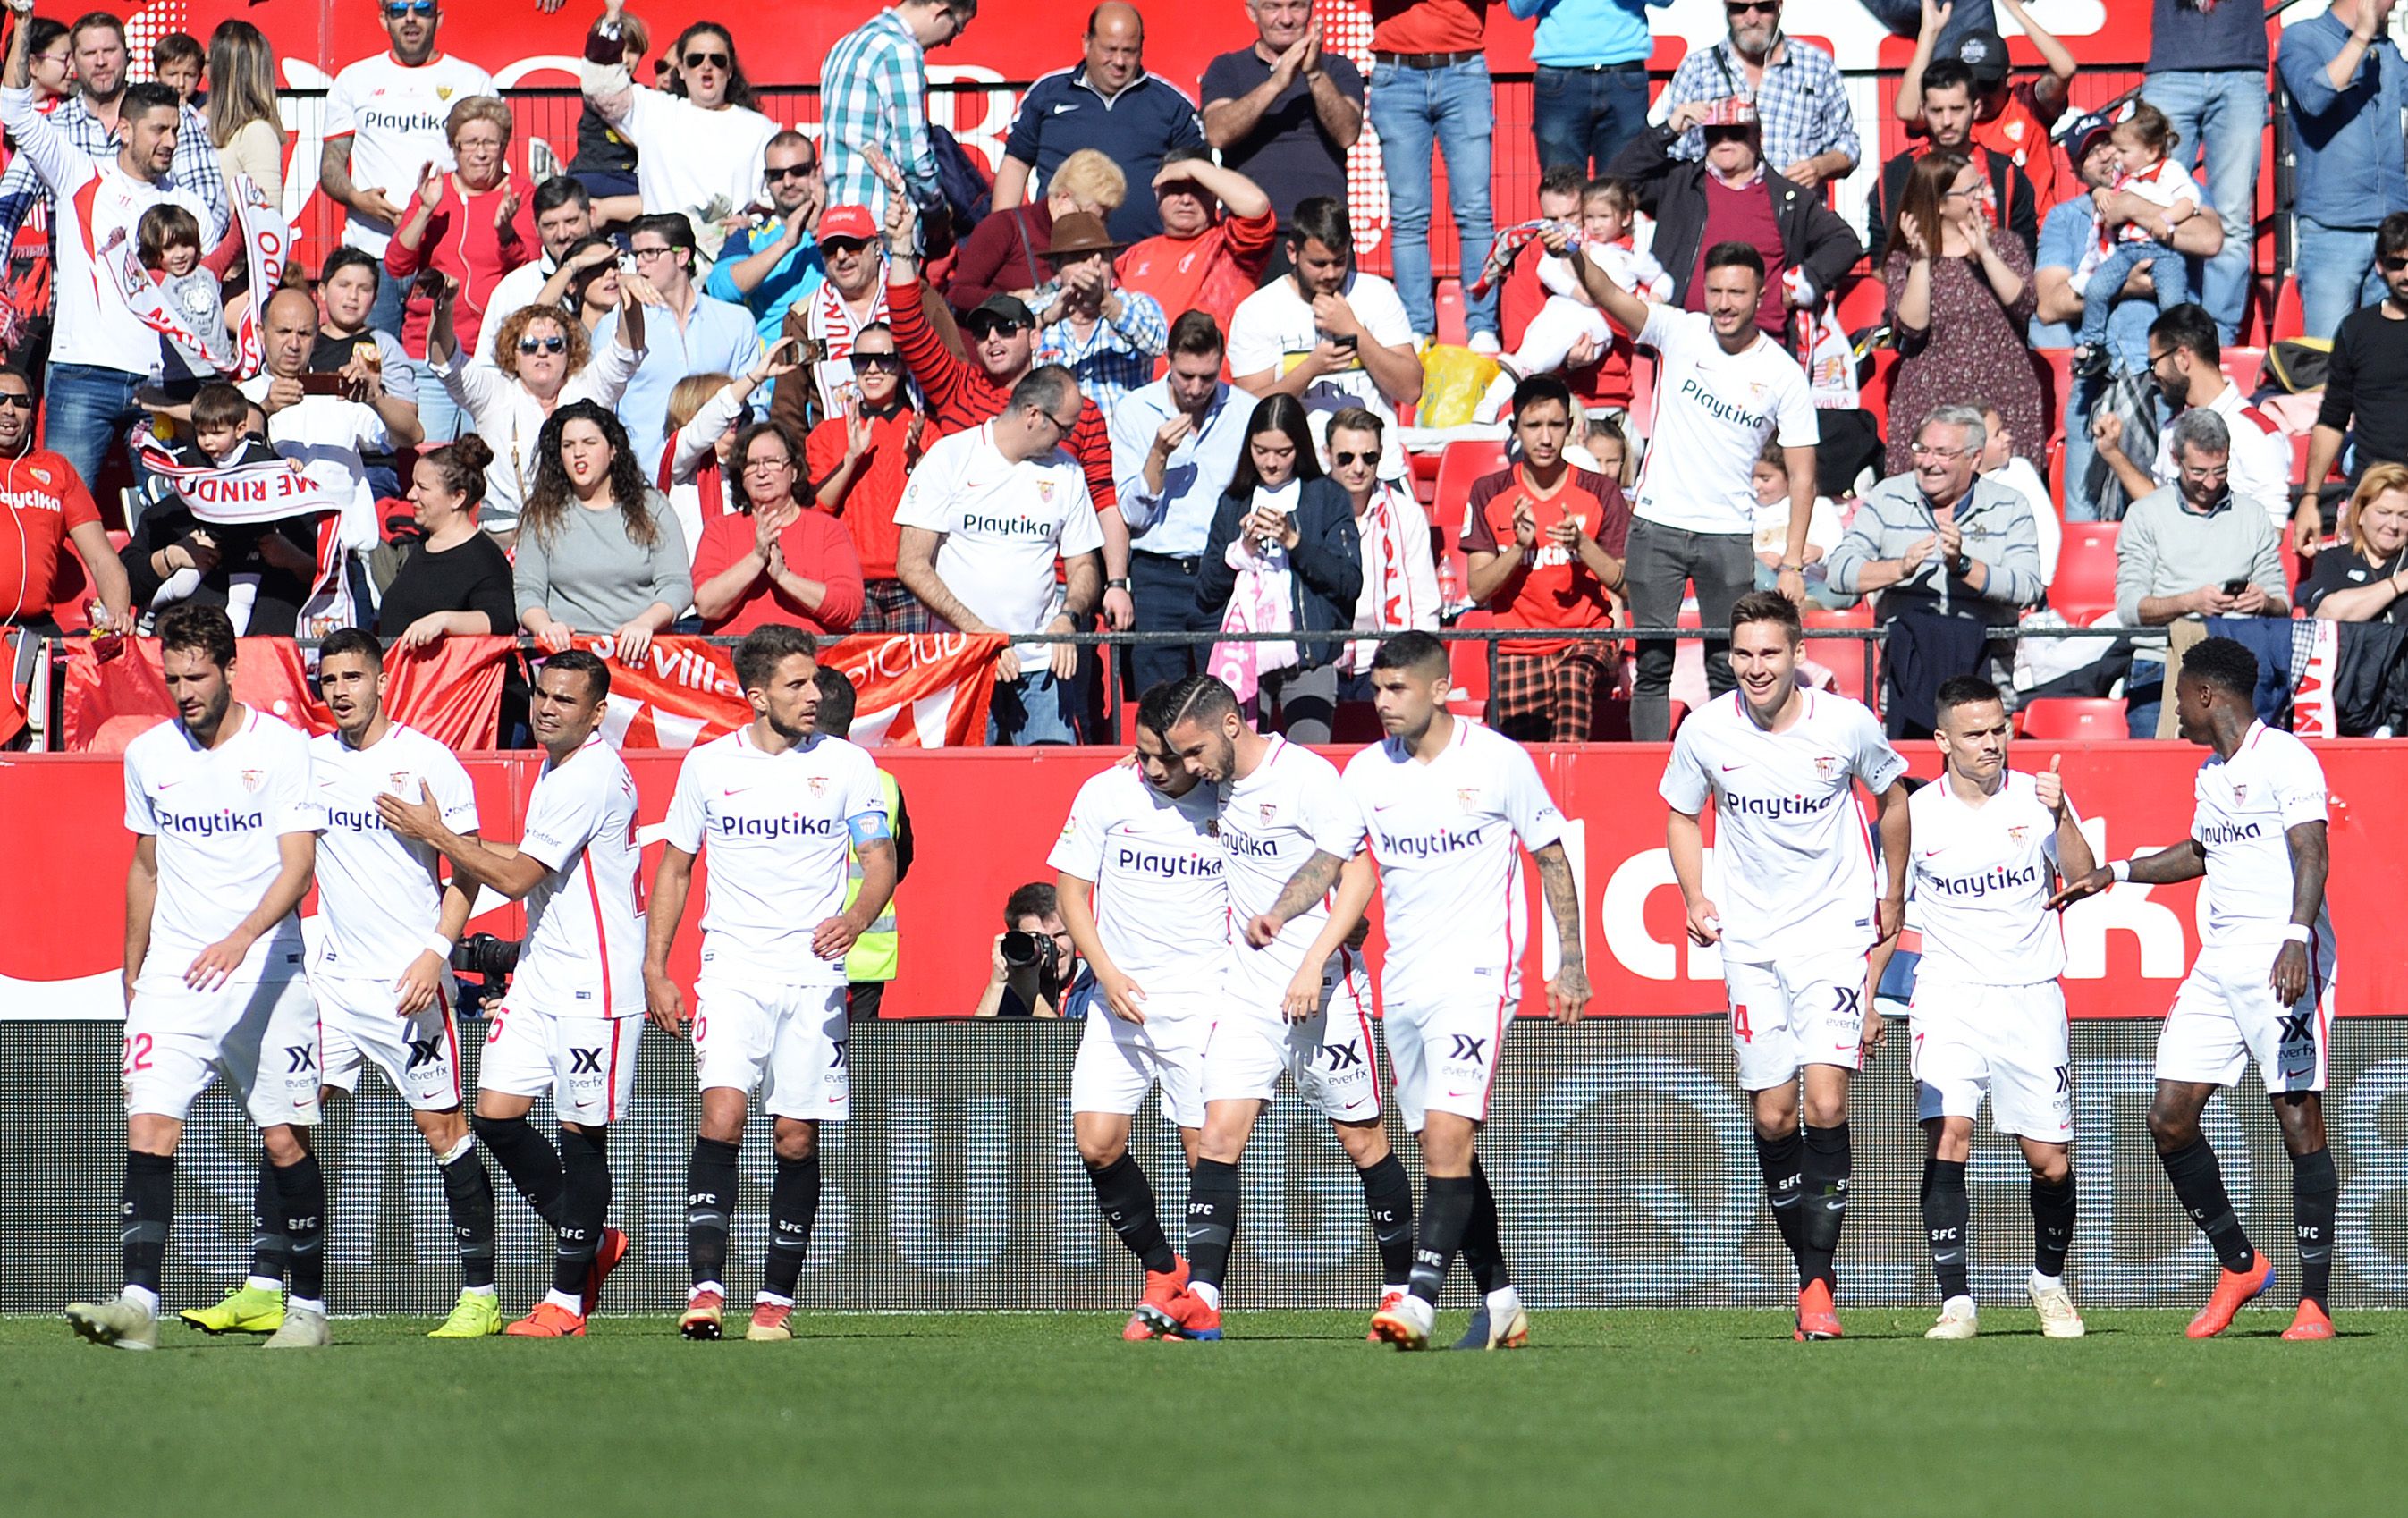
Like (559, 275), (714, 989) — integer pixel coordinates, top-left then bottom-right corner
(1830, 987), (1861, 1018)
(2278, 1012), (2315, 1045)
(406, 1035), (444, 1070)
(1449, 1034), (1489, 1062)
(831, 1041), (849, 1069)
(284, 1044), (317, 1074)
(1321, 1041), (1365, 1070)
(570, 1046), (604, 1074)
(2055, 1065), (2072, 1093)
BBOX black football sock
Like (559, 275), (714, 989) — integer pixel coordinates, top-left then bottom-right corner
(1753, 1126), (1807, 1264)
(269, 1151), (325, 1307)
(550, 1126), (611, 1301)
(1356, 1152), (1418, 1290)
(685, 1137), (740, 1293)
(1921, 1156), (1970, 1302)
(2291, 1147), (2337, 1310)
(1407, 1175), (1476, 1305)
(1797, 1122), (1852, 1293)
(1087, 1152), (1176, 1276)
(122, 1151), (175, 1298)
(761, 1153), (823, 1301)
(1183, 1158), (1242, 1295)
(471, 1113), (565, 1229)
(439, 1141), (497, 1292)
(1459, 1157), (1511, 1295)
(2030, 1174), (2077, 1279)
(249, 1151), (287, 1285)
(2159, 1136), (2256, 1272)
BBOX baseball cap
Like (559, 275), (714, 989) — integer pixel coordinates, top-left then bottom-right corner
(2057, 95), (2138, 162)
(816, 205), (877, 244)
(966, 293), (1037, 333)
(1949, 29), (2010, 88)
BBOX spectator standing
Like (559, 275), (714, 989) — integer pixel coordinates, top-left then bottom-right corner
(806, 323), (930, 632)
(579, 3), (780, 235)
(773, 206), (904, 431)
(1366, 0), (1501, 349)
(2296, 213), (2408, 555)
(993, 4), (1205, 244)
(704, 134), (829, 347)
(0, 366), (131, 635)
(1460, 375), (1633, 744)
(2302, 464), (2408, 622)
(1881, 151), (2041, 476)
(2142, 0), (2269, 342)
(1032, 212), (1168, 414)
(1226, 197), (1424, 479)
(1869, 57), (2038, 261)
(1660, 0), (1859, 190)
(2277, 0), (2408, 342)
(1607, 99), (1860, 341)
(1824, 404), (2044, 625)
(204, 21), (285, 212)
(1895, 0), (2074, 212)
(513, 398), (692, 662)
(689, 420), (866, 636)
(565, 8), (647, 220)
(384, 97), (540, 445)
(2091, 303), (2291, 532)
(949, 150), (1127, 317)
(893, 367), (1108, 746)
(2115, 409), (2290, 736)
(1110, 312), (1255, 691)
(1566, 237), (1819, 740)
(378, 434), (516, 647)
(318, 0), (494, 336)
(822, 0), (979, 222)
(1326, 406), (1439, 687)
(474, 178), (596, 364)
(241, 290), (394, 612)
(1514, 0), (1665, 178)
(1116, 151), (1278, 349)
(596, 213), (766, 473)
(1200, 0), (1365, 254)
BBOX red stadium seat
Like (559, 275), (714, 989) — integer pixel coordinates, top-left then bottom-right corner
(2273, 278), (2306, 344)
(2221, 346), (2266, 398)
(2051, 522), (2121, 620)
(1449, 611), (1493, 716)
(2017, 698), (2127, 741)
(1805, 607), (1874, 704)
(1861, 347), (1901, 437)
(1432, 439), (1508, 541)
(1624, 350), (1657, 440)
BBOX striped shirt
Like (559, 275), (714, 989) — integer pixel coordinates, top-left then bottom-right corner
(1662, 37), (1860, 176)
(821, 7), (939, 218)
(1034, 291), (1168, 415)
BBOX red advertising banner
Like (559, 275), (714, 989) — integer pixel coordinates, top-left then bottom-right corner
(585, 633), (1003, 751)
(59, 637), (516, 753)
(3, 739), (2399, 1025)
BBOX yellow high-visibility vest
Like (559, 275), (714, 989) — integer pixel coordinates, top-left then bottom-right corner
(843, 768), (901, 982)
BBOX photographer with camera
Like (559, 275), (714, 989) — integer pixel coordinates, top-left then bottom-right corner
(974, 881), (1101, 1019)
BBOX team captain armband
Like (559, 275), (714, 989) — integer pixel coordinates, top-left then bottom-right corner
(848, 811), (893, 847)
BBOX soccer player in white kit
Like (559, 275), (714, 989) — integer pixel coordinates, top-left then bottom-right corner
(644, 626), (898, 1343)
(1256, 634), (1591, 1352)
(379, 650), (645, 1337)
(1660, 592), (1912, 1341)
(2051, 637), (2342, 1342)
(1049, 682), (1228, 1340)
(1139, 676), (1416, 1342)
(1907, 677), (2094, 1342)
(68, 605), (325, 1353)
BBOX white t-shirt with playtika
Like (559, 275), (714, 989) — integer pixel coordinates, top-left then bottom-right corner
(513, 736), (646, 1019)
(1631, 304), (1819, 536)
(1907, 770), (2072, 987)
(2193, 722), (2334, 951)
(1047, 764), (1228, 991)
(323, 51), (498, 257)
(1212, 738), (1361, 1004)
(308, 722), (479, 982)
(891, 421), (1105, 667)
(1227, 270), (1416, 477)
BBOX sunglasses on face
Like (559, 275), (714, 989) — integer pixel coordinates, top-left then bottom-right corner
(967, 317), (1032, 338)
(0, 392), (32, 410)
(766, 161), (819, 181)
(2383, 255), (2408, 273)
(1725, 0), (1778, 13)
(821, 237), (871, 256)
(518, 335), (567, 355)
(853, 351), (903, 371)
(683, 51), (731, 69)
(1331, 450), (1375, 467)
(383, 1), (436, 17)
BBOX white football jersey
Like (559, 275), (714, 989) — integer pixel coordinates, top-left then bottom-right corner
(1332, 718), (1567, 994)
(663, 727), (887, 985)
(1212, 738), (1359, 1000)
(2193, 722), (2334, 949)
(308, 722), (480, 981)
(1907, 771), (2071, 987)
(123, 708), (315, 991)
(515, 736), (646, 1018)
(1659, 689), (1908, 962)
(1048, 764), (1226, 990)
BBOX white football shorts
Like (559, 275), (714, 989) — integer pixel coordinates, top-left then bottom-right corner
(1722, 949), (1873, 1091)
(1911, 978), (2073, 1143)
(2155, 940), (2336, 1095)
(1069, 990), (1213, 1129)
(478, 1001), (641, 1126)
(1382, 982), (1513, 1134)
(317, 973), (464, 1111)
(1200, 955), (1381, 1121)
(122, 975), (321, 1126)
(692, 978), (850, 1123)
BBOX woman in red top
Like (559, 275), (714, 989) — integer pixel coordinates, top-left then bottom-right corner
(690, 420), (865, 636)
(386, 96), (538, 442)
(803, 321), (928, 632)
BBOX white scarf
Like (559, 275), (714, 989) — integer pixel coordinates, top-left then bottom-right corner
(1209, 480), (1300, 704)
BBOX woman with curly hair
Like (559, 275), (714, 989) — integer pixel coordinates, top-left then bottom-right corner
(512, 400), (692, 662)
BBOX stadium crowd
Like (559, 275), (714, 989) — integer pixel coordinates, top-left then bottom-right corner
(4, 0), (2408, 749)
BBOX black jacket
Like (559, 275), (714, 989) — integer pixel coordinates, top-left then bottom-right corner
(1866, 145), (2039, 265)
(1604, 124), (1863, 311)
(1197, 475), (1362, 664)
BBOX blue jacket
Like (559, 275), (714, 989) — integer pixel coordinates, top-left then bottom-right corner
(1197, 475), (1362, 663)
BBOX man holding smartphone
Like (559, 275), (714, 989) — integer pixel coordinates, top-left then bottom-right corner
(239, 288), (392, 622)
(2113, 407), (2290, 738)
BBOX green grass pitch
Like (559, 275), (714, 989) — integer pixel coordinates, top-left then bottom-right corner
(2, 1309), (2402, 1516)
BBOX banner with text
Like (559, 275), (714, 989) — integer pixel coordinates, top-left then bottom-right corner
(60, 637), (516, 753)
(587, 633), (1002, 752)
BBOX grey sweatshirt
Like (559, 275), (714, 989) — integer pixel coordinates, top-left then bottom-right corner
(2113, 483), (2286, 637)
(512, 486), (692, 633)
(1823, 471), (2046, 617)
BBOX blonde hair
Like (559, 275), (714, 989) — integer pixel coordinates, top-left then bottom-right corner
(667, 372), (731, 438)
(446, 95), (515, 149)
(1048, 149), (1128, 214)
(2342, 460), (2408, 548)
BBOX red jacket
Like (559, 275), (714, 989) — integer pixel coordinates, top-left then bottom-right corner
(384, 173), (538, 359)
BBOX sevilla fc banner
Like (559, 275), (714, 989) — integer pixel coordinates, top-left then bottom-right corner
(582, 633), (1003, 751)
(60, 636), (516, 753)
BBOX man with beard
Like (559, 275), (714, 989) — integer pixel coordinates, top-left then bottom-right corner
(2091, 303), (2291, 533)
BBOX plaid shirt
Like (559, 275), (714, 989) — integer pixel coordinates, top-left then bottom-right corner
(1035, 291), (1167, 414)
(1663, 37), (1860, 176)
(0, 97), (229, 252)
(821, 7), (940, 218)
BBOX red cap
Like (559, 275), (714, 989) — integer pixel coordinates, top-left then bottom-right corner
(816, 205), (877, 243)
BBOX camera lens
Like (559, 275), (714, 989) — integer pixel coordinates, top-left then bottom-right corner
(1001, 931), (1043, 968)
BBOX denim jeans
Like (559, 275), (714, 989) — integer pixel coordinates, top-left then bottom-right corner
(367, 263), (409, 342)
(2060, 369), (2106, 523)
(44, 363), (147, 508)
(988, 661), (1084, 746)
(2078, 240), (2190, 348)
(1531, 63), (1651, 180)
(1368, 56), (1497, 339)
(2294, 218), (2385, 342)
(2126, 657), (2165, 738)
(2142, 69), (2266, 342)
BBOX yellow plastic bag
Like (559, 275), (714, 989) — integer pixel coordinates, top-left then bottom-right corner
(1415, 343), (1500, 430)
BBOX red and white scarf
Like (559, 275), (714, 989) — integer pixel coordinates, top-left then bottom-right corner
(229, 173), (291, 380)
(1343, 483), (1428, 674)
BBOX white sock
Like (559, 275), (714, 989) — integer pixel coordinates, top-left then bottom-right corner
(543, 1288), (584, 1315)
(461, 1284), (496, 1298)
(121, 1285), (160, 1317)
(437, 1134), (475, 1165)
(756, 1290), (795, 1309)
(246, 1274), (282, 1293)
(1382, 1283), (1409, 1300)
(1945, 1294), (1977, 1315)
(288, 1295), (325, 1317)
(689, 1281), (725, 1303)
(1188, 1281), (1221, 1311)
(1486, 1285), (1522, 1320)
(2031, 1269), (2064, 1292)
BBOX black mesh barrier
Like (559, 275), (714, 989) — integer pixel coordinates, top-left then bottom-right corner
(6, 1017), (2408, 1314)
